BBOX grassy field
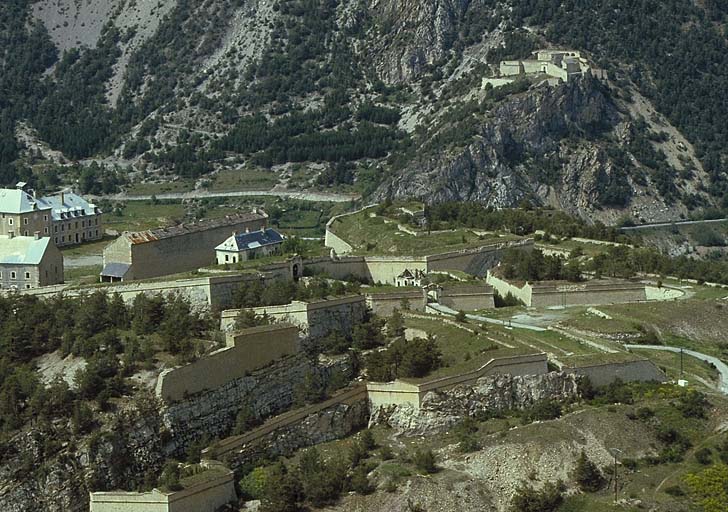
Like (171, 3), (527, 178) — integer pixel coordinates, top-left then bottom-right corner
(124, 180), (195, 195)
(103, 201), (187, 232)
(208, 168), (279, 191)
(330, 206), (520, 256)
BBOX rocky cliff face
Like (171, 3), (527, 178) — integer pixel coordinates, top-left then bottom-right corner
(372, 372), (581, 435)
(0, 353), (355, 512)
(377, 76), (637, 220)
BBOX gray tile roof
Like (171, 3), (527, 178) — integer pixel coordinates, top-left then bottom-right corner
(42, 192), (99, 220)
(216, 228), (284, 252)
(0, 235), (52, 265)
(100, 262), (131, 278)
(0, 189), (51, 214)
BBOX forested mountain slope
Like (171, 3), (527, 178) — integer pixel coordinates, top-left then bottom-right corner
(2, 0), (728, 222)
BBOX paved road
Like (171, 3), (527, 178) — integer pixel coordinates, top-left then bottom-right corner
(619, 218), (728, 232)
(428, 303), (547, 332)
(94, 189), (360, 203)
(625, 344), (728, 394)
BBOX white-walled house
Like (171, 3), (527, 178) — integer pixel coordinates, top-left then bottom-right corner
(215, 228), (284, 264)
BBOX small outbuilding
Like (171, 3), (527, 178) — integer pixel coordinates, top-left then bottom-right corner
(215, 228), (284, 264)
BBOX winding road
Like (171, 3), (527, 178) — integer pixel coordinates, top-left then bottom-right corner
(94, 189), (360, 203)
(428, 303), (547, 332)
(625, 344), (728, 394)
(619, 218), (728, 232)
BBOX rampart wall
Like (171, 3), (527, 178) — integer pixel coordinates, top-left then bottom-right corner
(486, 271), (533, 305)
(365, 290), (426, 317)
(564, 359), (667, 387)
(367, 353), (548, 410)
(437, 285), (495, 311)
(89, 463), (236, 512)
(156, 324), (299, 402)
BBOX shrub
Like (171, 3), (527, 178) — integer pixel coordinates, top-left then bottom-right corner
(412, 448), (437, 474)
(695, 447), (712, 465)
(521, 400), (562, 424)
(349, 465), (373, 495)
(510, 481), (565, 512)
(572, 450), (605, 492)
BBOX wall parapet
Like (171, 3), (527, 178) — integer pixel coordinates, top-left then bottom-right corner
(367, 352), (548, 410)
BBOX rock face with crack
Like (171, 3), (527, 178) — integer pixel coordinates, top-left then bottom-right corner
(371, 372), (581, 435)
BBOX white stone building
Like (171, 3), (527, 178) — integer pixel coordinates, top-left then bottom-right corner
(215, 227), (284, 264)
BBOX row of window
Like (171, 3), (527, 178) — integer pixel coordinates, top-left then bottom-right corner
(0, 271), (31, 280)
(54, 230), (99, 244)
(7, 216), (99, 227)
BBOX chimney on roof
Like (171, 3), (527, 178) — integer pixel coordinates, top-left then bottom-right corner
(245, 227), (250, 233)
(8, 230), (14, 239)
(33, 231), (40, 240)
(61, 191), (65, 204)
(232, 231), (237, 237)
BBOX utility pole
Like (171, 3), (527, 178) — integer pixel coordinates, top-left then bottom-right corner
(680, 348), (684, 379)
(610, 448), (623, 504)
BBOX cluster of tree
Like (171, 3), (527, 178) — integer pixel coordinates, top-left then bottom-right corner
(230, 277), (360, 309)
(424, 202), (625, 242)
(68, 162), (127, 195)
(366, 333), (443, 381)
(588, 244), (728, 284)
(499, 248), (583, 282)
(316, 314), (386, 355)
(241, 433), (379, 512)
(0, 291), (208, 433)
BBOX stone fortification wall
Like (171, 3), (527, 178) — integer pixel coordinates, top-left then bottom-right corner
(234, 295), (367, 339)
(426, 239), (533, 278)
(365, 290), (426, 317)
(19, 272), (264, 312)
(163, 353), (355, 452)
(486, 271), (533, 306)
(304, 256), (370, 280)
(156, 324), (300, 402)
(205, 385), (368, 467)
(437, 284), (495, 311)
(365, 256), (427, 284)
(564, 359), (667, 387)
(372, 371), (580, 435)
(530, 280), (647, 308)
(324, 229), (354, 255)
(89, 463), (236, 512)
(367, 353), (548, 410)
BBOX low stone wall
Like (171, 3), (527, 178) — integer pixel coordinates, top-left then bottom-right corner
(531, 280), (646, 308)
(222, 295), (367, 339)
(89, 462), (235, 512)
(437, 284), (495, 311)
(156, 324), (300, 402)
(563, 359), (667, 387)
(204, 385), (368, 467)
(365, 290), (426, 317)
(367, 353), (548, 410)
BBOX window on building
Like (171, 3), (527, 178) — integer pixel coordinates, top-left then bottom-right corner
(25, 284), (30, 289)
(24, 272), (30, 279)
(11, 271), (15, 279)
(44, 227), (48, 234)
(61, 236), (64, 242)
(23, 231), (28, 236)
(61, 224), (64, 231)
(54, 237), (58, 244)
(8, 218), (12, 225)
(225, 254), (229, 262)
(23, 218), (28, 225)
(54, 225), (58, 233)
(43, 215), (48, 221)
(75, 221), (78, 228)
(95, 218), (98, 225)
(82, 221), (85, 227)
(95, 230), (99, 236)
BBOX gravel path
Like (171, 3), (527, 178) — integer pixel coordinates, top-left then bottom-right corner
(625, 344), (728, 394)
(429, 303), (547, 332)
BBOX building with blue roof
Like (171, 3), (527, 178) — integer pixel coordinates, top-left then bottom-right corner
(215, 228), (285, 264)
(0, 232), (63, 288)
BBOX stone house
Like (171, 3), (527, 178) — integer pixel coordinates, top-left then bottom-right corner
(215, 227), (284, 264)
(100, 210), (268, 282)
(0, 184), (102, 246)
(0, 232), (63, 289)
